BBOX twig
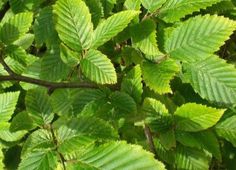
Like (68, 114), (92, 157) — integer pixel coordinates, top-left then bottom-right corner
(0, 55), (98, 89)
(144, 124), (157, 156)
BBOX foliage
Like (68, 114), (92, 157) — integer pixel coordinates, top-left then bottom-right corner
(0, 0), (236, 169)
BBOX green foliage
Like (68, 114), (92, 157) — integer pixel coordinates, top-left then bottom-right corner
(0, 0), (236, 169)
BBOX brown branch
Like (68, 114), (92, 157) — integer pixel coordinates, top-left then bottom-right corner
(144, 124), (157, 156)
(0, 55), (99, 89)
(0, 75), (98, 89)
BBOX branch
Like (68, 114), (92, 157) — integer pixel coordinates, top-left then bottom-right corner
(0, 55), (99, 89)
(0, 75), (98, 89)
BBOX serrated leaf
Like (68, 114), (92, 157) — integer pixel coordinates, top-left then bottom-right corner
(84, 0), (104, 27)
(165, 15), (236, 62)
(50, 89), (81, 116)
(54, 0), (93, 51)
(10, 111), (36, 132)
(124, 0), (141, 10)
(121, 65), (143, 103)
(159, 0), (221, 23)
(40, 46), (70, 81)
(174, 103), (225, 132)
(176, 131), (221, 160)
(60, 43), (80, 67)
(34, 7), (58, 46)
(81, 49), (117, 84)
(110, 91), (137, 114)
(100, 0), (116, 17)
(142, 59), (180, 94)
(5, 45), (28, 65)
(25, 88), (54, 126)
(215, 115), (236, 147)
(175, 146), (210, 170)
(0, 145), (3, 169)
(142, 98), (169, 118)
(9, 0), (45, 13)
(183, 55), (236, 105)
(18, 150), (57, 170)
(131, 19), (163, 61)
(21, 129), (54, 157)
(0, 91), (20, 123)
(154, 139), (175, 164)
(56, 126), (94, 154)
(57, 116), (118, 140)
(73, 89), (107, 114)
(13, 33), (34, 49)
(141, 0), (166, 13)
(0, 12), (33, 44)
(91, 10), (140, 48)
(0, 127), (27, 142)
(67, 141), (166, 170)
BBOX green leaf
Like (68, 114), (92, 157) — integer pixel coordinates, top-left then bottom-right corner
(25, 88), (54, 126)
(110, 91), (137, 114)
(141, 0), (166, 13)
(0, 12), (33, 44)
(5, 45), (28, 65)
(154, 139), (175, 164)
(9, 0), (45, 13)
(0, 122), (27, 142)
(81, 49), (117, 84)
(50, 89), (81, 116)
(176, 131), (221, 160)
(174, 103), (225, 132)
(34, 7), (58, 46)
(124, 0), (141, 10)
(100, 0), (116, 17)
(60, 43), (80, 67)
(13, 33), (34, 49)
(142, 98), (169, 118)
(159, 0), (221, 23)
(175, 146), (210, 170)
(84, 0), (104, 27)
(67, 141), (166, 170)
(121, 65), (143, 103)
(131, 19), (163, 61)
(142, 59), (180, 94)
(0, 145), (4, 169)
(91, 10), (140, 48)
(0, 0), (7, 10)
(40, 46), (70, 81)
(18, 150), (57, 170)
(0, 91), (20, 123)
(56, 126), (94, 154)
(215, 115), (236, 147)
(10, 111), (36, 132)
(21, 129), (54, 157)
(73, 89), (107, 114)
(57, 116), (118, 140)
(183, 55), (236, 105)
(0, 127), (27, 142)
(165, 15), (236, 62)
(54, 0), (93, 51)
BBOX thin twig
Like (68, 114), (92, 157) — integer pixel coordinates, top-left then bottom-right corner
(0, 55), (15, 75)
(144, 124), (157, 156)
